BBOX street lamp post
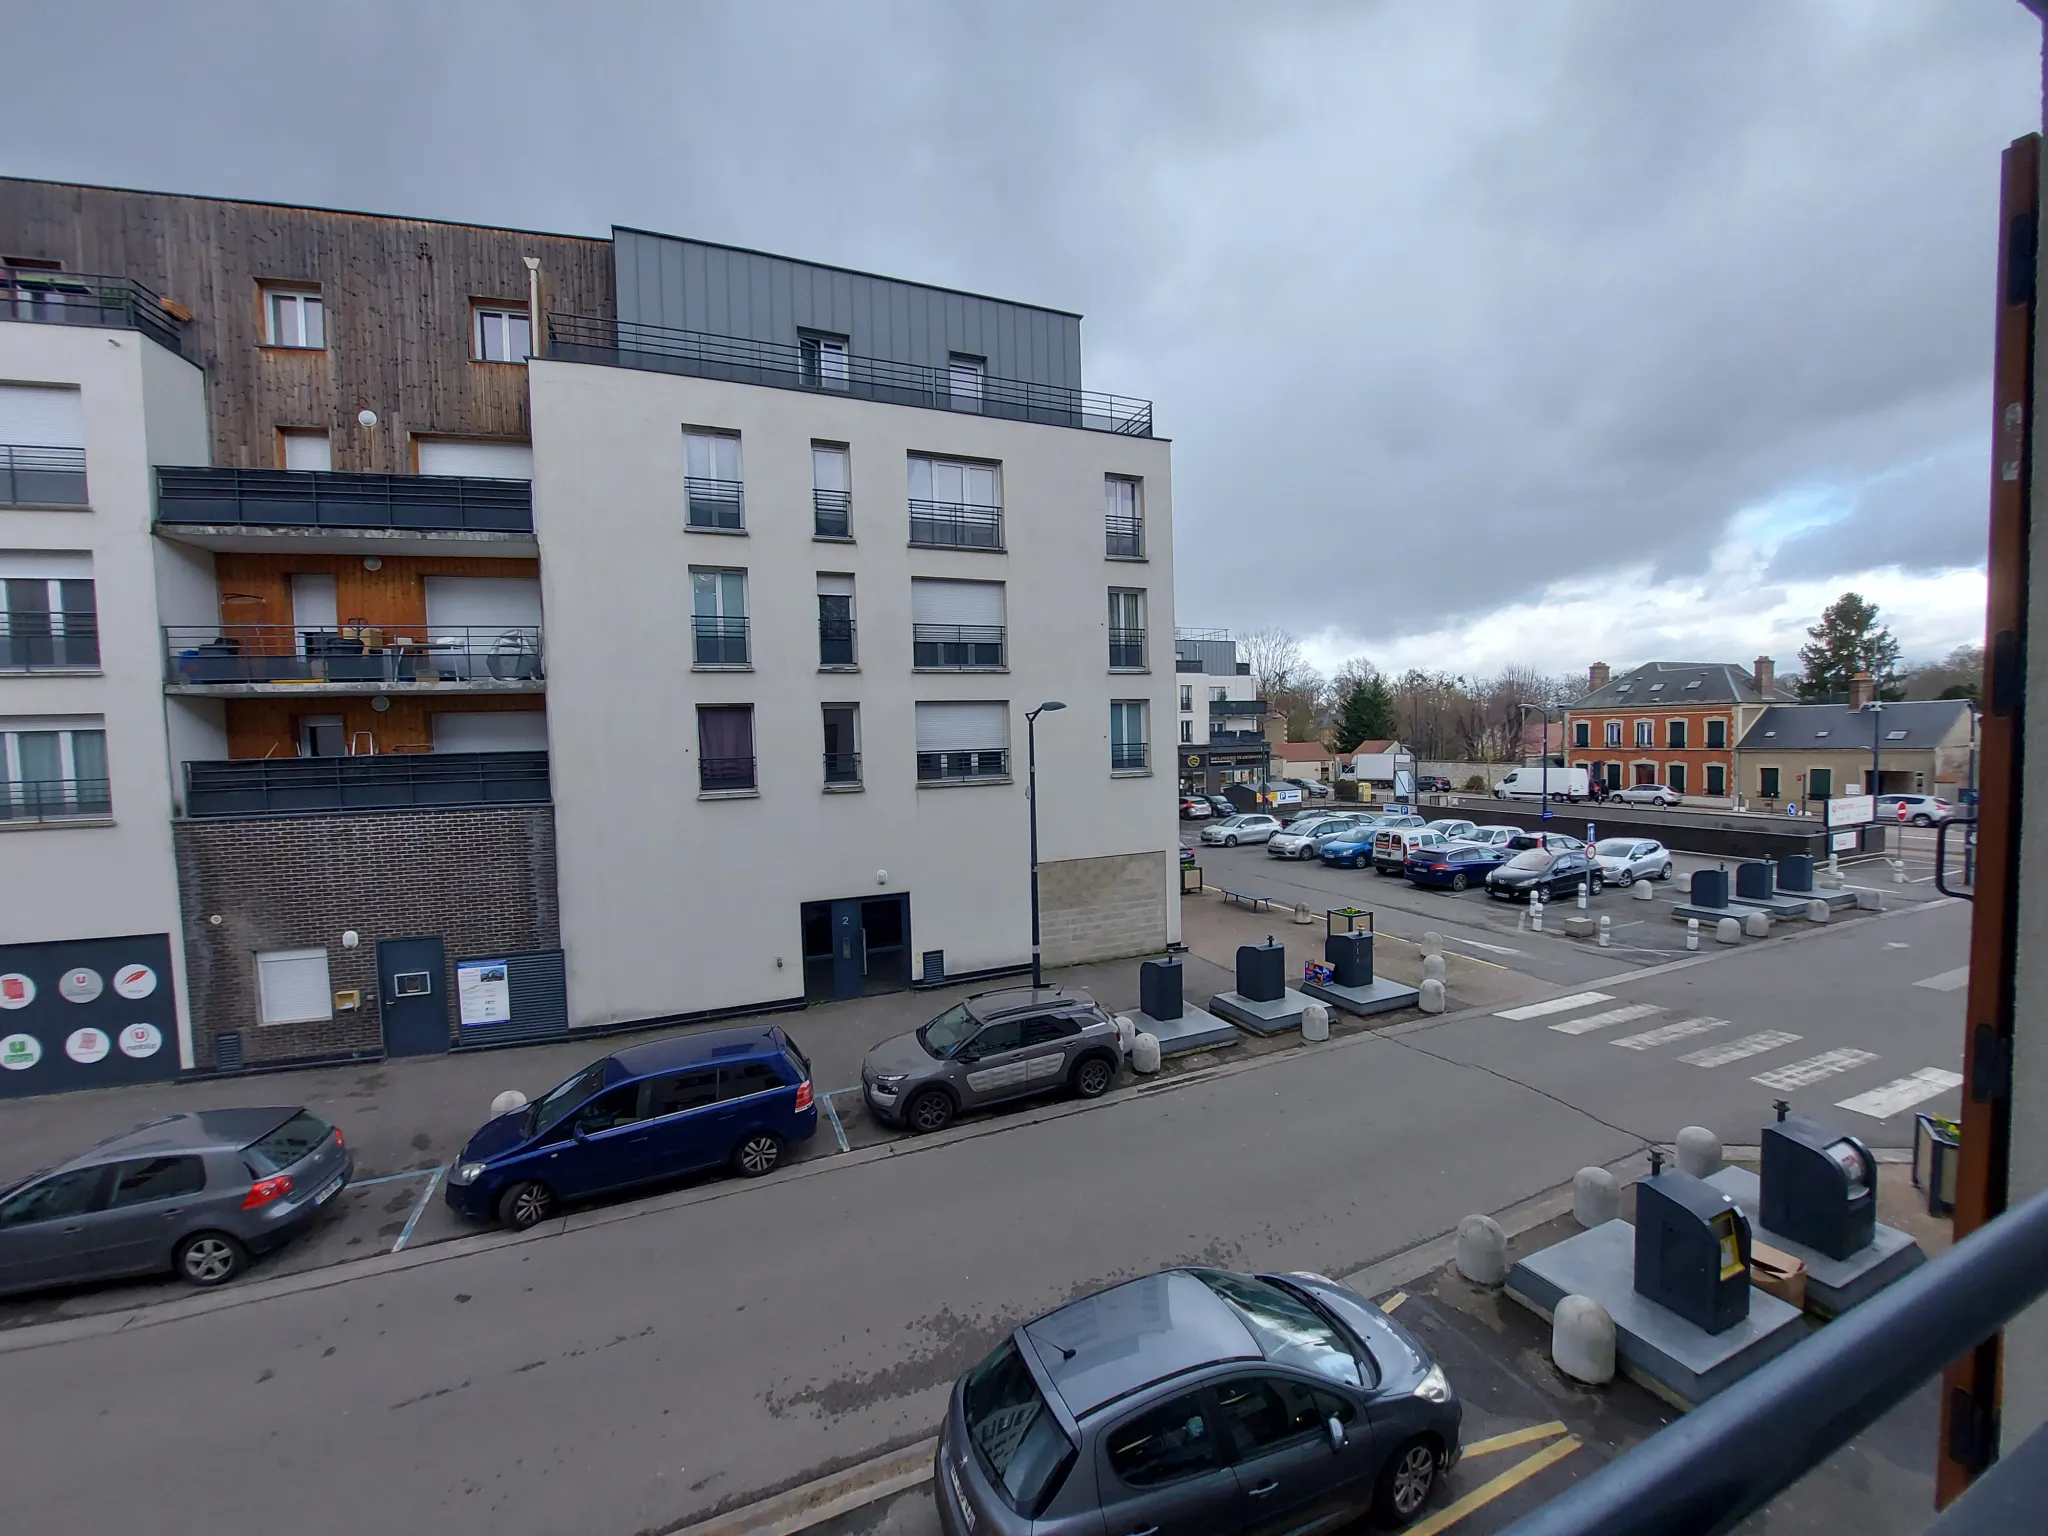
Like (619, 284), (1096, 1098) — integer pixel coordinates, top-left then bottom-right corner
(1869, 695), (1884, 800)
(1026, 701), (1066, 990)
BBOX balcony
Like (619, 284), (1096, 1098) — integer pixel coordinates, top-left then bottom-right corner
(824, 750), (861, 786)
(1, 445), (87, 507)
(692, 615), (751, 667)
(685, 477), (744, 531)
(700, 755), (757, 793)
(1111, 742), (1149, 773)
(1208, 729), (1268, 745)
(909, 499), (1004, 551)
(2, 612), (99, 671)
(2, 271), (186, 357)
(547, 314), (1154, 437)
(1106, 514), (1144, 559)
(819, 617), (856, 668)
(917, 748), (1010, 783)
(813, 488), (851, 539)
(1, 777), (112, 823)
(913, 624), (1005, 670)
(182, 752), (549, 819)
(154, 467), (534, 554)
(1109, 628), (1147, 670)
(164, 624), (544, 695)
(1209, 699), (1269, 718)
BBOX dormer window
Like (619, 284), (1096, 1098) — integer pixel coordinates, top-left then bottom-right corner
(1815, 730), (1830, 739)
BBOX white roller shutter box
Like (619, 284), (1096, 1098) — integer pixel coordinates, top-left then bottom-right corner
(257, 949), (333, 1025)
(0, 550), (90, 579)
(910, 579), (1004, 626)
(816, 574), (855, 597)
(0, 384), (85, 447)
(916, 702), (1008, 752)
(417, 439), (534, 479)
(282, 431), (332, 471)
(424, 577), (543, 629)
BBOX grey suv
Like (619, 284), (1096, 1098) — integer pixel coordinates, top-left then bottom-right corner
(938, 1267), (1462, 1535)
(0, 1107), (351, 1296)
(861, 988), (1123, 1134)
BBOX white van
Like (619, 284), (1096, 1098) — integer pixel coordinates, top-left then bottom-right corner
(1493, 765), (1591, 802)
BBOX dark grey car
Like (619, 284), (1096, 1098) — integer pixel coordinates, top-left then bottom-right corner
(861, 987), (1124, 1134)
(937, 1268), (1462, 1535)
(0, 1107), (351, 1296)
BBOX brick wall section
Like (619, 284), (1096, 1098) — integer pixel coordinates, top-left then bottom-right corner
(1038, 852), (1168, 967)
(174, 806), (559, 1067)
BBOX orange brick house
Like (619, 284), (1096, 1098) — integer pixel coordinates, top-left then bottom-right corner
(1564, 658), (1797, 802)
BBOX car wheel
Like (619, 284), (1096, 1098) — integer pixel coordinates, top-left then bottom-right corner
(1071, 1053), (1116, 1099)
(1300, 845), (1317, 860)
(1659, 862), (1673, 880)
(1375, 1437), (1440, 1526)
(906, 1089), (955, 1135)
(1913, 814), (1934, 828)
(1225, 835), (1238, 847)
(1450, 873), (1469, 892)
(174, 1231), (246, 1288)
(732, 1131), (785, 1177)
(1589, 874), (1604, 895)
(497, 1179), (556, 1231)
(1617, 870), (1635, 887)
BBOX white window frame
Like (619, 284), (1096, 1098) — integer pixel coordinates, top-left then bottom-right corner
(1, 723), (108, 815)
(949, 354), (985, 411)
(1180, 719), (1194, 744)
(264, 287), (324, 349)
(1634, 720), (1653, 748)
(473, 305), (532, 363)
(1111, 700), (1149, 774)
(256, 948), (333, 1026)
(0, 573), (96, 671)
(1605, 720), (1622, 747)
(801, 333), (850, 390)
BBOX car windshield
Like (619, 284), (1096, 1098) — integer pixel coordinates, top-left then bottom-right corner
(962, 1340), (1077, 1517)
(243, 1109), (334, 1174)
(1595, 839), (1636, 856)
(526, 1061), (609, 1137)
(1189, 1269), (1363, 1388)
(1505, 849), (1554, 871)
(918, 1002), (977, 1056)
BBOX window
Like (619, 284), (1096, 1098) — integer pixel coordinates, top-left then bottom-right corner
(1809, 768), (1833, 799)
(1649, 682), (1665, 693)
(1180, 719), (1193, 744)
(800, 332), (850, 390)
(571, 1084), (643, 1136)
(1668, 764), (1687, 795)
(280, 429), (332, 472)
(908, 456), (1002, 549)
(1190, 1269), (1365, 1386)
(1214, 1376), (1331, 1455)
(915, 701), (1009, 782)
(1634, 721), (1653, 748)
(912, 579), (1005, 669)
(1759, 767), (1781, 798)
(812, 443), (851, 537)
(1, 560), (97, 670)
(1886, 729), (1909, 742)
(817, 574), (856, 667)
(474, 305), (531, 363)
(108, 1156), (207, 1208)
(1180, 684), (1193, 712)
(691, 569), (749, 667)
(1572, 721), (1591, 748)
(949, 353), (985, 411)
(962, 1343), (1076, 1518)
(0, 1166), (104, 1227)
(643, 1070), (719, 1118)
(256, 948), (332, 1025)
(823, 703), (860, 786)
(1668, 720), (1687, 749)
(1108, 590), (1146, 670)
(1112, 700), (1148, 773)
(1107, 1393), (1221, 1488)
(697, 705), (756, 793)
(416, 438), (533, 478)
(683, 430), (744, 530)
(263, 287), (324, 349)
(1, 722), (108, 820)
(1605, 720), (1622, 747)
(1211, 686), (1228, 705)
(1105, 476), (1143, 557)
(1706, 763), (1726, 797)
(1706, 719), (1727, 749)
(967, 1019), (1023, 1056)
(244, 1110), (334, 1172)
(1020, 1017), (1080, 1047)
(720, 1060), (788, 1098)
(0, 382), (88, 506)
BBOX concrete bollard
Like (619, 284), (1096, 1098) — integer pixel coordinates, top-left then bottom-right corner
(1686, 917), (1700, 951)
(1112, 1014), (1137, 1054)
(491, 1089), (529, 1117)
(1531, 892), (1545, 933)
(1301, 1002), (1331, 1043)
(1422, 953), (1446, 983)
(1422, 930), (1444, 958)
(1577, 880), (1589, 911)
(1572, 1166), (1621, 1227)
(1676, 1125), (1723, 1178)
(1807, 898), (1831, 924)
(1419, 978), (1446, 1013)
(1130, 1032), (1162, 1074)
(1597, 915), (1611, 948)
(1716, 916), (1743, 945)
(1744, 910), (1771, 938)
(1856, 889), (1883, 911)
(1632, 878), (1655, 901)
(1455, 1214), (1509, 1286)
(1894, 860), (1907, 885)
(1553, 1294), (1617, 1385)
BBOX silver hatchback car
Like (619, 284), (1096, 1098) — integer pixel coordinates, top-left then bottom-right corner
(861, 988), (1124, 1134)
(0, 1107), (351, 1297)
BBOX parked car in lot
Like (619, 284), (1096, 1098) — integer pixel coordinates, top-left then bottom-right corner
(1593, 837), (1673, 885)
(862, 988), (1122, 1135)
(1320, 830), (1379, 868)
(446, 1025), (816, 1230)
(1486, 846), (1603, 902)
(0, 1107), (352, 1297)
(1877, 794), (1953, 827)
(1180, 842), (1197, 869)
(1505, 831), (1585, 853)
(1610, 782), (1682, 807)
(1179, 796), (1213, 820)
(938, 1266), (1462, 1536)
(1461, 824), (1525, 849)
(1203, 813), (1282, 846)
(1425, 818), (1478, 841)
(1373, 827), (1451, 874)
(1418, 774), (1454, 793)
(1301, 777), (1333, 798)
(1204, 793), (1239, 819)
(1493, 765), (1592, 801)
(1268, 813), (1365, 859)
(1406, 842), (1510, 891)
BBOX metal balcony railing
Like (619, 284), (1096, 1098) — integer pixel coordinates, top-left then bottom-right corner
(0, 445), (88, 507)
(164, 624), (543, 686)
(912, 624), (1005, 670)
(700, 755), (757, 793)
(1111, 742), (1149, 772)
(1, 612), (99, 671)
(692, 615), (751, 667)
(1209, 729), (1267, 745)
(547, 313), (1154, 437)
(908, 499), (1004, 551)
(685, 476), (744, 530)
(824, 750), (861, 786)
(0, 777), (112, 822)
(182, 752), (550, 819)
(1109, 627), (1147, 670)
(917, 748), (1010, 782)
(2, 271), (186, 356)
(819, 617), (857, 667)
(1210, 699), (1268, 717)
(1106, 514), (1144, 558)
(155, 466), (533, 534)
(813, 488), (851, 538)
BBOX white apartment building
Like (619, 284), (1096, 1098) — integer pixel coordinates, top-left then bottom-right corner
(1172, 629), (1270, 793)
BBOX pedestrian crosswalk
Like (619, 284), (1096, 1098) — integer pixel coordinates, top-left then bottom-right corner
(1677, 1032), (1801, 1068)
(1547, 1002), (1662, 1036)
(1611, 1016), (1729, 1051)
(1753, 1049), (1879, 1092)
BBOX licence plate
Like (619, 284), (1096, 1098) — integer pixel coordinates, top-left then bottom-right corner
(315, 1174), (345, 1205)
(946, 1459), (975, 1530)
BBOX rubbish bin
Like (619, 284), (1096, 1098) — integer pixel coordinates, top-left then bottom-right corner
(1913, 1114), (1960, 1216)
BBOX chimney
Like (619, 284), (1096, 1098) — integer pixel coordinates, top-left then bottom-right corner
(1849, 672), (1874, 709)
(1753, 655), (1776, 695)
(1588, 661), (1611, 692)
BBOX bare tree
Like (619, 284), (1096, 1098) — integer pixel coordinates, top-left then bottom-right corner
(1239, 627), (1310, 698)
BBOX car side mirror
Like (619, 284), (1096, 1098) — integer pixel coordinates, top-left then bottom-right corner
(1327, 1415), (1347, 1453)
(572, 1123), (590, 1142)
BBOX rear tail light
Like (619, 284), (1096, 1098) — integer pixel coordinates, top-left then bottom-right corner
(243, 1174), (294, 1209)
(793, 1080), (813, 1112)
(332, 1127), (345, 1149)
(1432, 864), (1450, 872)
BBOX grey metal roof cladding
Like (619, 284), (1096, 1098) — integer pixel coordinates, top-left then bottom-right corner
(1737, 699), (1973, 752)
(1572, 661), (1798, 709)
(1025, 1270), (1260, 1416)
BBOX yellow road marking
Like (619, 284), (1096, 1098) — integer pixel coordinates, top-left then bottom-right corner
(1405, 1435), (1582, 1536)
(1379, 1291), (1408, 1313)
(1460, 1421), (1569, 1459)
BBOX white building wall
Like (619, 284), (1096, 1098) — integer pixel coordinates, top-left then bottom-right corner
(0, 322), (209, 1064)
(528, 359), (1175, 1026)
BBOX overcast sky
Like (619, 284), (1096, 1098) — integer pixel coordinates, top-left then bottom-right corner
(4, 1), (2037, 681)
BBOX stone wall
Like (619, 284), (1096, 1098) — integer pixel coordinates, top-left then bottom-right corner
(1038, 851), (1169, 967)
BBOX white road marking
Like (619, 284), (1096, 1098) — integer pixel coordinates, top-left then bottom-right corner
(819, 1090), (851, 1152)
(1914, 966), (1970, 993)
(1496, 991), (1614, 1021)
(1549, 1002), (1663, 1036)
(391, 1164), (449, 1253)
(1837, 1068), (1965, 1120)
(1611, 1017), (1730, 1051)
(1680, 1031), (1802, 1068)
(1885, 942), (1910, 949)
(1753, 1049), (1880, 1091)
(1451, 938), (1524, 956)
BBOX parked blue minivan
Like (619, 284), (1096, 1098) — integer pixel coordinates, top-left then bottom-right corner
(444, 1025), (817, 1229)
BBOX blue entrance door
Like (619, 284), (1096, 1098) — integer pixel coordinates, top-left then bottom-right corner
(377, 937), (449, 1056)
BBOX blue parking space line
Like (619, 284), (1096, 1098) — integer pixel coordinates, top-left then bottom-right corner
(390, 1164), (448, 1252)
(819, 1090), (850, 1154)
(350, 1167), (440, 1189)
